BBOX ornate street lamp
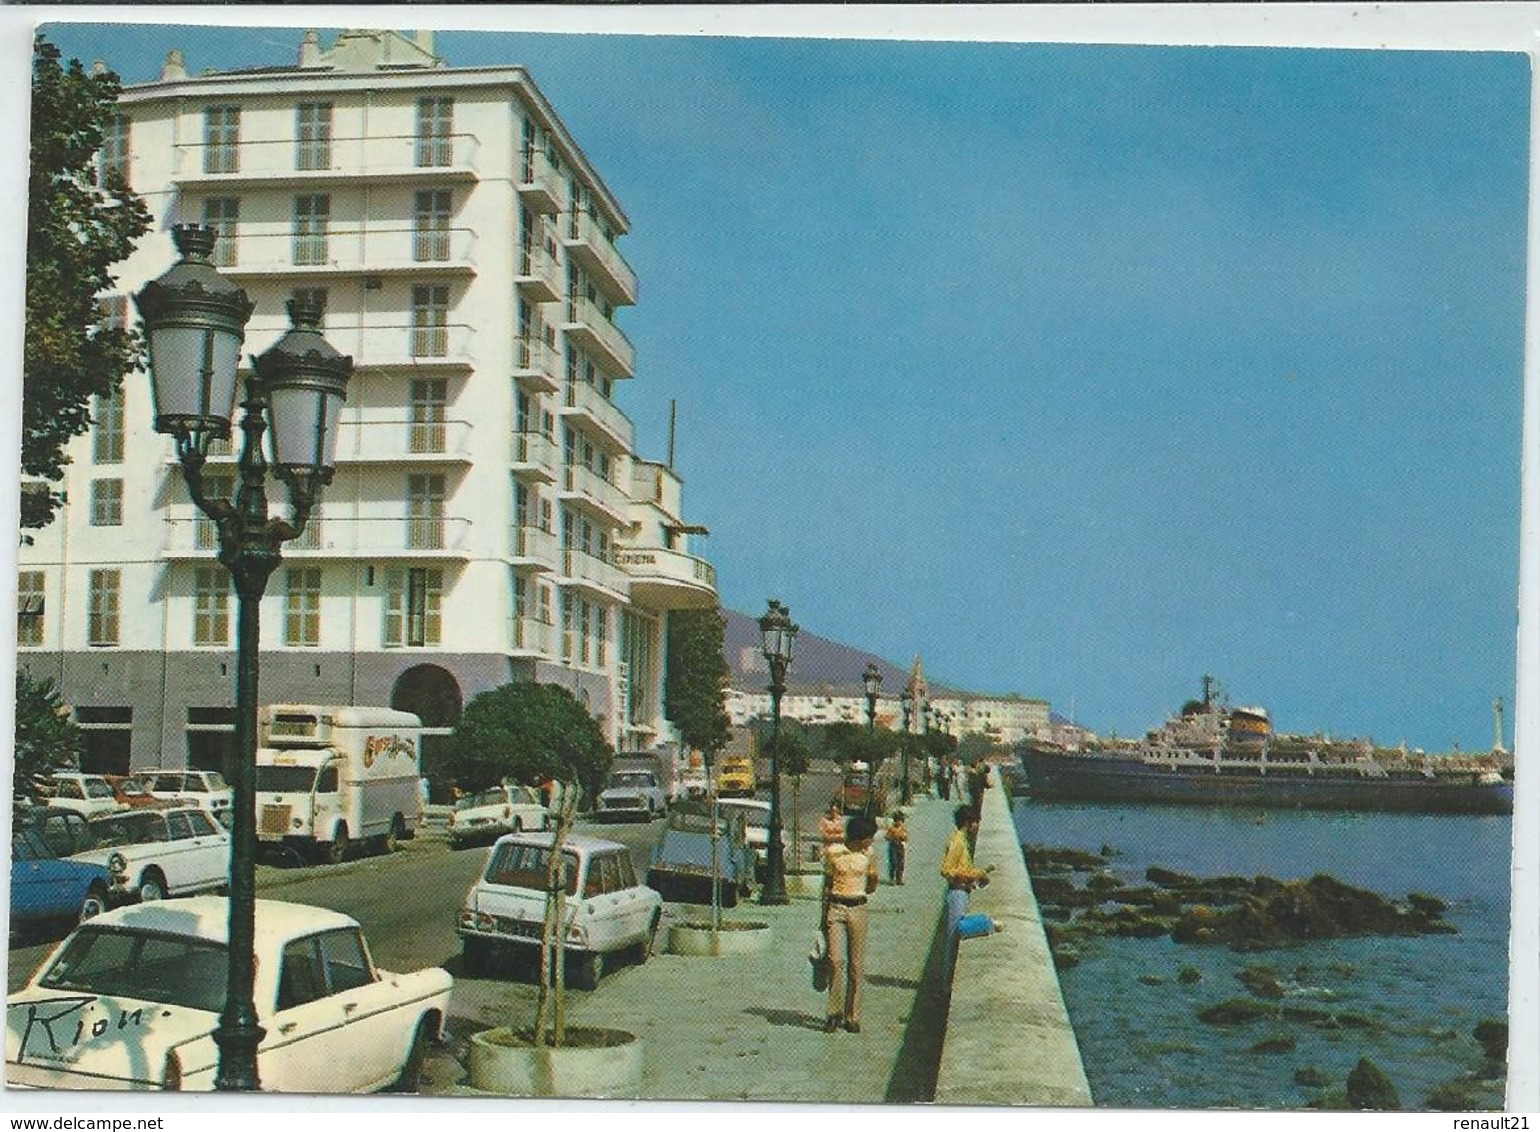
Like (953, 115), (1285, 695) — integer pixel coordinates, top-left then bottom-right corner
(899, 688), (914, 806)
(135, 224), (353, 1091)
(758, 598), (798, 905)
(861, 662), (881, 815)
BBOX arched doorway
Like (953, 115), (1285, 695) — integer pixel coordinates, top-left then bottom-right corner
(391, 665), (462, 801)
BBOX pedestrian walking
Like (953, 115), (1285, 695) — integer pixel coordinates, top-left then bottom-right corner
(940, 805), (992, 976)
(885, 810), (908, 884)
(822, 812), (879, 1033)
(936, 760), (952, 800)
(819, 799), (846, 846)
(967, 761), (989, 810)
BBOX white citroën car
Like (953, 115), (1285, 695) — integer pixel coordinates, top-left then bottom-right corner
(5, 898), (452, 1092)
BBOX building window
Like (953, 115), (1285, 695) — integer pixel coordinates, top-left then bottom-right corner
(295, 102), (332, 171)
(87, 569), (120, 647)
(92, 387), (124, 465)
(409, 378), (447, 454)
(415, 97), (453, 167)
(413, 189), (452, 261)
(203, 197), (239, 268)
(195, 473), (234, 550)
(283, 566), (322, 647)
(17, 570), (44, 647)
(203, 105), (240, 175)
(410, 284), (449, 357)
(293, 194), (330, 266)
(97, 113), (130, 187)
(90, 479), (123, 526)
(193, 565), (230, 646)
(384, 567), (442, 647)
(407, 472), (445, 550)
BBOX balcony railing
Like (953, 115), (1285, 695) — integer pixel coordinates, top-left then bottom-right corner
(562, 295), (635, 378)
(509, 524), (559, 564)
(560, 464), (630, 521)
(517, 146), (564, 214)
(163, 514), (472, 557)
(510, 431), (558, 479)
(240, 321), (476, 370)
(562, 381), (633, 451)
(563, 210), (637, 305)
(512, 335), (561, 393)
(333, 418), (473, 462)
(616, 547), (717, 591)
(510, 615), (557, 655)
(215, 226), (478, 276)
(559, 548), (629, 596)
(515, 240), (563, 303)
(172, 133), (481, 183)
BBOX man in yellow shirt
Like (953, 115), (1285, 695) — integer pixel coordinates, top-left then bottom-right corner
(940, 805), (990, 975)
(822, 813), (879, 1033)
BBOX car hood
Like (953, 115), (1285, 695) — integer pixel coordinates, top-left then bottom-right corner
(6, 990), (218, 1089)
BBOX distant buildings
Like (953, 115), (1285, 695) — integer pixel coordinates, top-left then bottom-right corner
(17, 29), (715, 773)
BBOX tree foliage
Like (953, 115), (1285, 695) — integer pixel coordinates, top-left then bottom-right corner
(761, 727), (811, 779)
(24, 36), (151, 532)
(955, 731), (998, 765)
(664, 605), (732, 755)
(449, 682), (613, 801)
(15, 671), (81, 788)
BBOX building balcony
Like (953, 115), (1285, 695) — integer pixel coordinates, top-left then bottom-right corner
(563, 211), (637, 305)
(558, 464), (630, 524)
(616, 547), (718, 610)
(562, 296), (635, 379)
(515, 241), (563, 303)
(509, 431), (558, 482)
(517, 147), (564, 214)
(511, 335), (561, 394)
(162, 513), (473, 559)
(217, 227), (478, 279)
(171, 133), (481, 188)
(240, 320), (476, 373)
(557, 548), (629, 600)
(333, 418), (474, 464)
(508, 524), (558, 567)
(562, 380), (634, 451)
(509, 614), (557, 657)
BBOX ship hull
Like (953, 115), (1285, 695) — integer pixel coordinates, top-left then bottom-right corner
(1018, 746), (1513, 815)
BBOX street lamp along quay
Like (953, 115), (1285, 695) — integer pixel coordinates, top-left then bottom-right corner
(757, 598), (798, 906)
(135, 224), (354, 1092)
(861, 662), (881, 815)
(899, 688), (914, 806)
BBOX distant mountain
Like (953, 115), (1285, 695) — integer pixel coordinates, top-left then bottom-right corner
(722, 608), (957, 696)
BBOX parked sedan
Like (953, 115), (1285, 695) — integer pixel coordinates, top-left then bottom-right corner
(44, 773), (126, 819)
(5, 897), (452, 1092)
(143, 769), (233, 817)
(447, 784), (551, 848)
(76, 806), (230, 903)
(11, 828), (113, 934)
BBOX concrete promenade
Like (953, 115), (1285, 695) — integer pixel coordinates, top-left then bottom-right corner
(429, 769), (1091, 1105)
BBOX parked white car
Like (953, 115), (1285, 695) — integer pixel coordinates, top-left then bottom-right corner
(447, 784), (551, 848)
(714, 797), (787, 876)
(143, 769), (233, 817)
(45, 773), (127, 819)
(595, 769), (667, 821)
(457, 832), (662, 989)
(5, 897), (452, 1092)
(75, 806), (230, 903)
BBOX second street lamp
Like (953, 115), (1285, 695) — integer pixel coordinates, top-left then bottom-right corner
(758, 599), (798, 905)
(899, 688), (914, 805)
(135, 224), (353, 1091)
(862, 662), (881, 815)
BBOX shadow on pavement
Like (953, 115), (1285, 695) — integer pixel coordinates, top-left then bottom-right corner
(743, 1005), (829, 1031)
(883, 913), (952, 1103)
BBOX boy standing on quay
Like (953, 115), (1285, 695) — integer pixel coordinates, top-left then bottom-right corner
(822, 813), (880, 1033)
(940, 805), (992, 974)
(885, 810), (908, 884)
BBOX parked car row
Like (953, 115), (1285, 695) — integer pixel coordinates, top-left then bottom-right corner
(36, 770), (233, 821)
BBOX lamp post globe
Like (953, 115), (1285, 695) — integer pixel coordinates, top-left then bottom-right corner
(757, 599), (798, 905)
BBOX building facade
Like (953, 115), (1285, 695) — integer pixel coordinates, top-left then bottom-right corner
(17, 29), (717, 775)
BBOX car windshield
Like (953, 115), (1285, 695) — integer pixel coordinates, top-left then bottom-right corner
(150, 774), (186, 792)
(84, 780), (115, 799)
(88, 812), (168, 847)
(484, 840), (578, 896)
(201, 771), (228, 790)
(256, 765), (319, 793)
(611, 773), (652, 789)
(37, 926), (227, 1013)
(724, 805), (769, 829)
(13, 829), (50, 861)
(117, 778), (152, 797)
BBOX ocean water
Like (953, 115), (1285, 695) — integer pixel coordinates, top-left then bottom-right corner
(1011, 796), (1513, 1110)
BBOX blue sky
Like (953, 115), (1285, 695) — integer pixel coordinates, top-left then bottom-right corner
(33, 21), (1530, 750)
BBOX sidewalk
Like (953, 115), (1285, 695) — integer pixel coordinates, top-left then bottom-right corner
(428, 792), (957, 1103)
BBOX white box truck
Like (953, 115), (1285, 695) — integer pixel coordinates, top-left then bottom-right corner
(255, 704), (424, 865)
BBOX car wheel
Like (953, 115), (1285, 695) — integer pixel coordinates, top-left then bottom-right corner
(383, 814), (405, 854)
(138, 870), (167, 903)
(389, 1017), (433, 1093)
(323, 825), (350, 866)
(718, 879), (739, 909)
(462, 937), (492, 976)
(78, 884), (108, 923)
(635, 909), (661, 964)
(567, 951), (600, 991)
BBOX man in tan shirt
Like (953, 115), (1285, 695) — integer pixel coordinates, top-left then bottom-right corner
(822, 813), (879, 1032)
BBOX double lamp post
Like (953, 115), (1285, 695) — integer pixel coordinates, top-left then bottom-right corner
(757, 599), (798, 905)
(134, 224), (354, 1091)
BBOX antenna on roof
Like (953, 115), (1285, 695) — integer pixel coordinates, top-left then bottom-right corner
(668, 399), (677, 470)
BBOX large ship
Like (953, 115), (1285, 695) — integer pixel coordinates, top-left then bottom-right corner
(1018, 678), (1514, 815)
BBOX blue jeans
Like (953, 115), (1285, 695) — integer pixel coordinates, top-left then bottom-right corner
(944, 887), (970, 977)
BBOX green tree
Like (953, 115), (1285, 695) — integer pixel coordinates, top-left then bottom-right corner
(15, 671), (81, 788)
(761, 728), (812, 868)
(664, 606), (732, 757)
(956, 731), (997, 765)
(449, 681), (613, 802)
(24, 36), (151, 533)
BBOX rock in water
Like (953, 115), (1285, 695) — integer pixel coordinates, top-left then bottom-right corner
(1293, 1067), (1329, 1088)
(1345, 1057), (1400, 1110)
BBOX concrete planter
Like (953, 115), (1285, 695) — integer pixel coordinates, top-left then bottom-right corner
(668, 918), (772, 956)
(784, 869), (824, 901)
(467, 1026), (643, 1097)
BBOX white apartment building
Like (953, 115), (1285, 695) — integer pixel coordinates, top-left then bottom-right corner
(724, 688), (1051, 745)
(16, 29), (717, 776)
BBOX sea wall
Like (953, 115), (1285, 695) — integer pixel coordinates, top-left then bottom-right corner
(934, 766), (1094, 1106)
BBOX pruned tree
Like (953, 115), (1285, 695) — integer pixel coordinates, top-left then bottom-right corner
(15, 671), (82, 792)
(664, 605), (732, 758)
(24, 36), (151, 533)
